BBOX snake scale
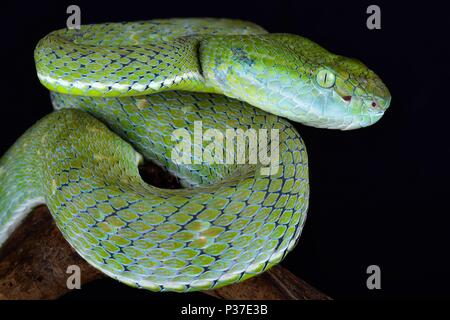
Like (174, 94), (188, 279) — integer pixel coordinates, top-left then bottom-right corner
(0, 19), (390, 292)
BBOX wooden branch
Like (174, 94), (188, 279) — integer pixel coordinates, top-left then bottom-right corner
(0, 206), (97, 299)
(203, 263), (331, 300)
(0, 163), (330, 300)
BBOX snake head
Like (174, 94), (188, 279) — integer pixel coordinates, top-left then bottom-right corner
(316, 56), (392, 129)
(201, 34), (391, 130)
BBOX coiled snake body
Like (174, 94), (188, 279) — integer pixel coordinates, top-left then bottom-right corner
(0, 19), (390, 292)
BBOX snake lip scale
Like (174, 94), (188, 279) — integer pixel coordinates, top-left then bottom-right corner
(0, 18), (391, 292)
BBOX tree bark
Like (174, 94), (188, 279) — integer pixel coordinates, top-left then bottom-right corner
(0, 163), (330, 300)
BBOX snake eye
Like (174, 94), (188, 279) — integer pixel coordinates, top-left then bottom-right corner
(315, 69), (336, 88)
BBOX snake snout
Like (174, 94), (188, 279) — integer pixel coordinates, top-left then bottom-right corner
(358, 96), (391, 128)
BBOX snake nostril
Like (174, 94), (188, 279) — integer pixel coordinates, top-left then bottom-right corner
(371, 101), (377, 107)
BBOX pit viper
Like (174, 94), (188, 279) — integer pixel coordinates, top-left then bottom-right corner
(0, 18), (391, 292)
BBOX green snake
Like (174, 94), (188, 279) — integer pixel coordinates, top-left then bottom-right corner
(0, 19), (390, 292)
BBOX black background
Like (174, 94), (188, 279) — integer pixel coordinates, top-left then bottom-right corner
(1, 0), (449, 300)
